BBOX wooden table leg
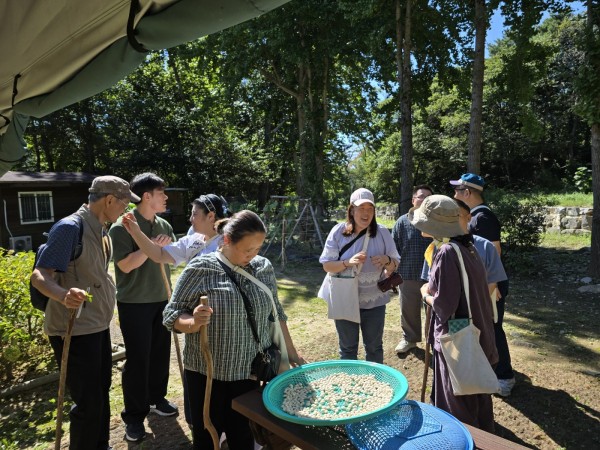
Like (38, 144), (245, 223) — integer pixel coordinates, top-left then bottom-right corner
(249, 421), (293, 450)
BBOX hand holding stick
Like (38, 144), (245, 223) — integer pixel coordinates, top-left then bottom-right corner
(199, 295), (219, 450)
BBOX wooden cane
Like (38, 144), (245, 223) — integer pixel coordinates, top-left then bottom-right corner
(54, 308), (77, 450)
(420, 304), (432, 403)
(159, 264), (185, 382)
(199, 295), (219, 450)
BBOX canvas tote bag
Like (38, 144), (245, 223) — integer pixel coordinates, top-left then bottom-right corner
(439, 242), (500, 396)
(216, 252), (290, 374)
(321, 233), (370, 324)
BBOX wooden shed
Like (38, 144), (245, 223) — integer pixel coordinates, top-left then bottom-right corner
(159, 188), (191, 234)
(0, 171), (96, 251)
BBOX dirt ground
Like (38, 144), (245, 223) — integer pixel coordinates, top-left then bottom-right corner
(3, 245), (599, 449)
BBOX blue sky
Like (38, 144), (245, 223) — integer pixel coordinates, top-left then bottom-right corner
(486, 1), (585, 56)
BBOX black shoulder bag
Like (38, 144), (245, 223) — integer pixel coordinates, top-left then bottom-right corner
(217, 259), (281, 383)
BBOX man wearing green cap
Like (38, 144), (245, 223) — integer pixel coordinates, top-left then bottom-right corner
(31, 175), (139, 450)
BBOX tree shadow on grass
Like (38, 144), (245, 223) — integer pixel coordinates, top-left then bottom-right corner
(497, 371), (600, 450)
(0, 381), (60, 447)
(122, 414), (191, 449)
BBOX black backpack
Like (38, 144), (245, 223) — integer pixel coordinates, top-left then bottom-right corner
(30, 215), (84, 311)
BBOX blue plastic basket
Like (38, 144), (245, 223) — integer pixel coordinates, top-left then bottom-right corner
(262, 360), (409, 426)
(345, 400), (474, 450)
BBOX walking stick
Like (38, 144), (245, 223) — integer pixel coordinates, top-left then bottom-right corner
(199, 296), (219, 450)
(55, 308), (77, 450)
(420, 304), (432, 403)
(159, 264), (185, 382)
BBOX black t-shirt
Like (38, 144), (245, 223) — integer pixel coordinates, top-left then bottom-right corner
(468, 205), (501, 243)
(469, 204), (509, 290)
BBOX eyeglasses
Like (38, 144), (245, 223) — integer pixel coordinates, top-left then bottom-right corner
(199, 195), (216, 213)
(114, 196), (129, 208)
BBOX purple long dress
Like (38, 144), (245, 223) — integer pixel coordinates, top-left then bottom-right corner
(427, 239), (498, 432)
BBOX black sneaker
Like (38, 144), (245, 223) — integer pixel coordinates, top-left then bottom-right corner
(149, 400), (178, 417)
(125, 423), (146, 442)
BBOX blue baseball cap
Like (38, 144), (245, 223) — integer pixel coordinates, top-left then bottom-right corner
(449, 173), (485, 191)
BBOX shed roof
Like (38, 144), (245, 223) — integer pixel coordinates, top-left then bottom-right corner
(0, 171), (97, 185)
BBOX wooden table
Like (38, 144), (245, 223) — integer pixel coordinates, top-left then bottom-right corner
(232, 389), (530, 450)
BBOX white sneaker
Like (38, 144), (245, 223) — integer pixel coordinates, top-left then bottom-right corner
(395, 339), (417, 354)
(149, 400), (178, 416)
(497, 377), (516, 397)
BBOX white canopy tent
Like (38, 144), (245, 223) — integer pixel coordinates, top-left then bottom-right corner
(0, 0), (289, 174)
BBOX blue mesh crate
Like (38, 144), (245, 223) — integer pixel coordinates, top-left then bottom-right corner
(262, 360), (409, 426)
(345, 400), (474, 450)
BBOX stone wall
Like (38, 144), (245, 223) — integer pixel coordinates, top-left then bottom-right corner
(544, 207), (593, 235)
(332, 205), (593, 235)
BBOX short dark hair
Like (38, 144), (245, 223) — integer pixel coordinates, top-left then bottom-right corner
(215, 210), (266, 244)
(130, 173), (165, 202)
(413, 184), (434, 195)
(454, 199), (470, 213)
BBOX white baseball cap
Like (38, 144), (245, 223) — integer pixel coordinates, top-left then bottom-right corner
(350, 188), (375, 206)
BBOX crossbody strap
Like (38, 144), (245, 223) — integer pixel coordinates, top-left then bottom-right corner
(470, 204), (491, 215)
(354, 233), (370, 276)
(448, 242), (472, 319)
(216, 258), (262, 346)
(337, 228), (367, 260)
(216, 251), (280, 321)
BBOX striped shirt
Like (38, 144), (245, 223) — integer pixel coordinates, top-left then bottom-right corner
(163, 252), (287, 381)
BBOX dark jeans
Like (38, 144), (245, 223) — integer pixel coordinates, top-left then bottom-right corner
(494, 279), (514, 380)
(334, 305), (386, 363)
(184, 371), (192, 425)
(49, 330), (112, 450)
(118, 300), (171, 425)
(185, 370), (259, 450)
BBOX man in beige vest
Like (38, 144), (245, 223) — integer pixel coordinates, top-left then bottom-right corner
(31, 175), (139, 450)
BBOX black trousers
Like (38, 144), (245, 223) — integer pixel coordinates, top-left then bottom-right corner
(49, 330), (112, 450)
(494, 279), (514, 380)
(118, 300), (171, 425)
(185, 369), (259, 450)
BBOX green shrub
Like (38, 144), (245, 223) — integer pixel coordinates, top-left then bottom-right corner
(491, 193), (546, 251)
(488, 192), (546, 273)
(573, 166), (592, 193)
(0, 250), (49, 384)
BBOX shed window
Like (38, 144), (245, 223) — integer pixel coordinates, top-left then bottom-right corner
(18, 191), (54, 224)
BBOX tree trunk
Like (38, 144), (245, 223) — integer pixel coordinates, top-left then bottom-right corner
(589, 122), (600, 277)
(313, 56), (329, 217)
(585, 0), (599, 277)
(166, 50), (192, 114)
(31, 122), (41, 171)
(396, 0), (414, 215)
(468, 0), (486, 175)
(296, 64), (307, 199)
(41, 124), (54, 172)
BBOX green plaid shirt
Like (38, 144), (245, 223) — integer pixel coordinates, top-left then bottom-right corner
(163, 252), (287, 381)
